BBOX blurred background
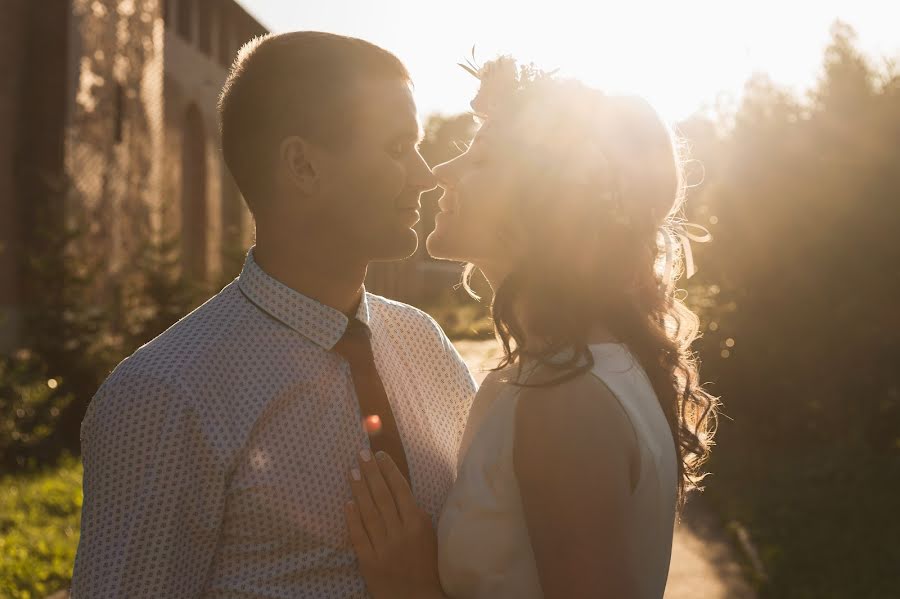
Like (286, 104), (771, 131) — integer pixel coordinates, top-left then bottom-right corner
(1, 1), (898, 598)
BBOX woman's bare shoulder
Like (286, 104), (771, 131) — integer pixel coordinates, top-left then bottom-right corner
(513, 370), (639, 476)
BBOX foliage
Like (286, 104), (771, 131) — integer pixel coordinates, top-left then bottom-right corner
(0, 456), (82, 599)
(4, 188), (207, 470)
(683, 22), (900, 597)
(423, 287), (494, 340)
(419, 112), (479, 167)
(0, 353), (74, 470)
(113, 219), (208, 350)
(12, 177), (122, 470)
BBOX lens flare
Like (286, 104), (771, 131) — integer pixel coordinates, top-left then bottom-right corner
(363, 414), (382, 435)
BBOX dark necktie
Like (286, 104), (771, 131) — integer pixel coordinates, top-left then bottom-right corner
(332, 318), (411, 483)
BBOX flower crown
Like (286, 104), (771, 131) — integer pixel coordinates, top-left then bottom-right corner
(459, 52), (557, 118)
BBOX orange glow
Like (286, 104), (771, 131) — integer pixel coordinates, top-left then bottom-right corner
(363, 414), (382, 435)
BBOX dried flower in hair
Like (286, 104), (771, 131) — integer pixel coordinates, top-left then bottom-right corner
(459, 51), (555, 118)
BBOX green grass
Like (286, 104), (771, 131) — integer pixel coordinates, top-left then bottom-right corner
(0, 456), (81, 599)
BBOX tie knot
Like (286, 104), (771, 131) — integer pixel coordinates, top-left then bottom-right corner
(344, 317), (369, 338)
(332, 318), (371, 360)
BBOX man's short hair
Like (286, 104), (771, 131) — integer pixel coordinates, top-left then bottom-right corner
(217, 31), (411, 212)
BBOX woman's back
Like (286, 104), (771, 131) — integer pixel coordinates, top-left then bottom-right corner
(438, 343), (678, 598)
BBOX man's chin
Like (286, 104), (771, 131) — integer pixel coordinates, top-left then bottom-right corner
(370, 229), (419, 262)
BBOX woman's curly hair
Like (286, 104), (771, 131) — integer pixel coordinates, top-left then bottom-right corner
(461, 56), (718, 507)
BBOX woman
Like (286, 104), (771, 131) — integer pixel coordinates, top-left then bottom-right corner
(343, 56), (717, 599)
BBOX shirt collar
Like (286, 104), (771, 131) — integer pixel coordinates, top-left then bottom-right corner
(237, 247), (370, 350)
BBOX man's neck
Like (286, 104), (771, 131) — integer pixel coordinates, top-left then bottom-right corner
(253, 237), (368, 317)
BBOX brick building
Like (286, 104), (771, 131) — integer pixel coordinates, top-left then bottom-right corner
(1, 0), (436, 352)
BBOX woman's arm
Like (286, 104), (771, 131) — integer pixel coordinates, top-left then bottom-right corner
(514, 373), (642, 599)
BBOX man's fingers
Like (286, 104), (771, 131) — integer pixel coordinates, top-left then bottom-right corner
(345, 501), (376, 564)
(349, 467), (387, 548)
(358, 448), (402, 531)
(375, 450), (419, 523)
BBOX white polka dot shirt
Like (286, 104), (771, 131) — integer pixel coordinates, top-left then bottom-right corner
(71, 248), (477, 598)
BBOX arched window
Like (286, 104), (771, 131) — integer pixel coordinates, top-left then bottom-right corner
(181, 104), (207, 279)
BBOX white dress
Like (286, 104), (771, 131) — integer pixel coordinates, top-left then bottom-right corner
(437, 343), (678, 599)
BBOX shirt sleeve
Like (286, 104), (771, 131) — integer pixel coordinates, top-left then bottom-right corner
(71, 368), (226, 598)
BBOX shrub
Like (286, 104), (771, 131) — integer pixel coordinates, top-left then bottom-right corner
(0, 456), (82, 599)
(0, 353), (74, 470)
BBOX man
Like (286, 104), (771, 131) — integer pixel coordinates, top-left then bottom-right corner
(71, 32), (476, 598)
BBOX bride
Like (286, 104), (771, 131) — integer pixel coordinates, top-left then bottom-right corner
(342, 56), (717, 599)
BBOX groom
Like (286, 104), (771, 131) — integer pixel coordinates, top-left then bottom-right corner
(71, 32), (476, 598)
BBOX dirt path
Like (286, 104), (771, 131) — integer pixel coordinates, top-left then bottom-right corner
(453, 339), (756, 599)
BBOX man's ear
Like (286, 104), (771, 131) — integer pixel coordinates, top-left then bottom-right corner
(280, 136), (318, 195)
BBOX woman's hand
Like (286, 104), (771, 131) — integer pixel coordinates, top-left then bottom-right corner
(346, 449), (447, 599)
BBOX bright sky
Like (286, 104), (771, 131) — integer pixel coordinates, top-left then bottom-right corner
(239, 0), (898, 124)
